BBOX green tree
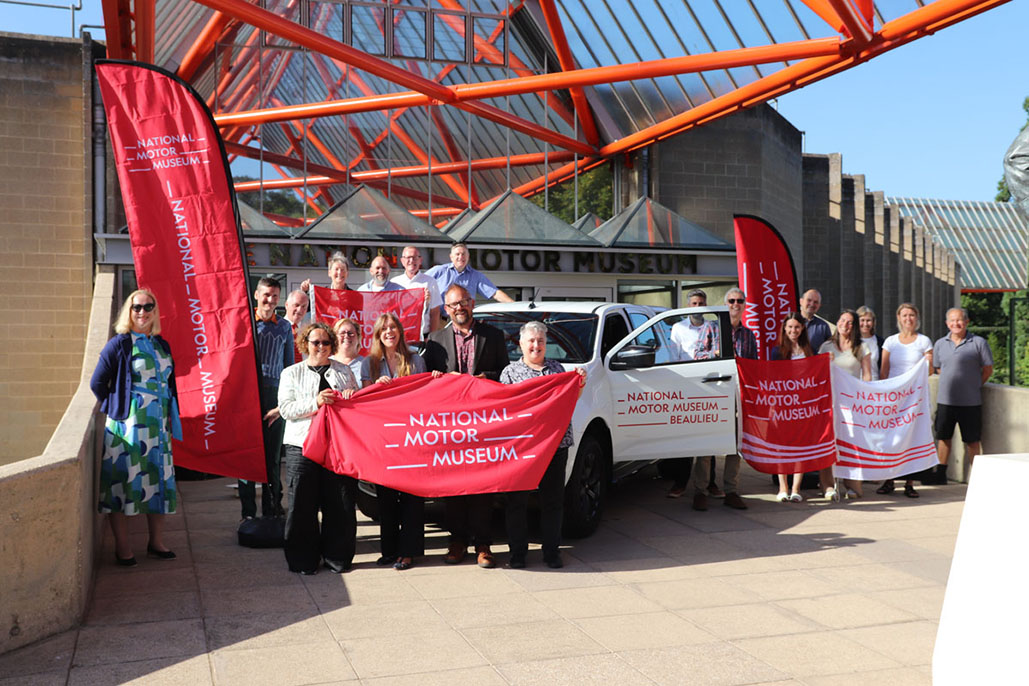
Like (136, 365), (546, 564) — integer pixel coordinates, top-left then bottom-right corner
(529, 163), (613, 224)
(233, 175), (306, 217)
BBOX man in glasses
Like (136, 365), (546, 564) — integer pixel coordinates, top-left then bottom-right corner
(241, 276), (294, 520)
(390, 245), (442, 338)
(688, 287), (756, 512)
(422, 285), (508, 568)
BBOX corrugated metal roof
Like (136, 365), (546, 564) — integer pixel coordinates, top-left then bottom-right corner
(887, 197), (1029, 290)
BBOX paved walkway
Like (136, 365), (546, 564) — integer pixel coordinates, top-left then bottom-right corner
(0, 466), (959, 685)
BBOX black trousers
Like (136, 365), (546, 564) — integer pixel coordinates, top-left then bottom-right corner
(239, 384), (285, 518)
(506, 447), (568, 558)
(283, 445), (356, 573)
(378, 486), (425, 559)
(444, 493), (493, 548)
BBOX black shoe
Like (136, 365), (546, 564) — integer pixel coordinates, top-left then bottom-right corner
(146, 545), (176, 560)
(324, 561), (352, 573)
(544, 554), (564, 569)
(376, 556), (398, 567)
(692, 492), (709, 511)
(115, 553), (137, 567)
(904, 483), (920, 498)
(393, 558), (414, 571)
(508, 554), (526, 569)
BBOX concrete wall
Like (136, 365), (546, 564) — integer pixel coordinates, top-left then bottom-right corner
(653, 104), (804, 267)
(0, 269), (112, 655)
(0, 33), (99, 466)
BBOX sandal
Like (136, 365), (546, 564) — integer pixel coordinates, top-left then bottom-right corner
(876, 480), (895, 495)
(789, 493), (804, 503)
(776, 491), (789, 503)
(904, 483), (919, 498)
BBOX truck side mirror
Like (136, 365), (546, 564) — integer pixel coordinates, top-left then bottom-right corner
(610, 345), (657, 370)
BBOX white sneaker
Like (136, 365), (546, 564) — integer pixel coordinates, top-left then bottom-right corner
(789, 493), (804, 503)
(776, 491), (789, 502)
(825, 487), (840, 502)
(845, 488), (861, 499)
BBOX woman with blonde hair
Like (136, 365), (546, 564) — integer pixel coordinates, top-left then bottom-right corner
(878, 302), (933, 498)
(90, 289), (180, 566)
(360, 312), (427, 570)
(856, 306), (885, 381)
(819, 309), (871, 499)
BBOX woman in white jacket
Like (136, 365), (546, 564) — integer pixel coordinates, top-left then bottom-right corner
(278, 321), (358, 574)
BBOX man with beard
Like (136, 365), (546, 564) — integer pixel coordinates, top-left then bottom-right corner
(421, 285), (508, 568)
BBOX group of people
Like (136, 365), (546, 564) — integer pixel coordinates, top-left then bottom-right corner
(672, 286), (993, 511)
(90, 243), (584, 572)
(88, 242), (993, 570)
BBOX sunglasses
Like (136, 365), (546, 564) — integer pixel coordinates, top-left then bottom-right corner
(726, 298), (746, 304)
(445, 298), (472, 311)
(309, 339), (331, 347)
(339, 331), (357, 338)
(131, 303), (156, 313)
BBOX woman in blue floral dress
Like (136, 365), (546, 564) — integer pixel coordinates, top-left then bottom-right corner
(90, 289), (181, 566)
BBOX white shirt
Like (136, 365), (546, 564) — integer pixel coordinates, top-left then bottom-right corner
(391, 271), (442, 335)
(861, 336), (881, 380)
(670, 319), (706, 361)
(882, 333), (932, 378)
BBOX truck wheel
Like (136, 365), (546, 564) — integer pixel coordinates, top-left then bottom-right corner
(355, 484), (380, 522)
(563, 432), (609, 538)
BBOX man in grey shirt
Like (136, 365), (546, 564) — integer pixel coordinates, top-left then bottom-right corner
(933, 307), (993, 476)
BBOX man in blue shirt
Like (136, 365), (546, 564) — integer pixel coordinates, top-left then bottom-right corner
(426, 243), (515, 307)
(799, 288), (832, 352)
(242, 276), (295, 520)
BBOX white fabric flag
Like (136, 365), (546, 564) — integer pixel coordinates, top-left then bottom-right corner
(831, 359), (937, 481)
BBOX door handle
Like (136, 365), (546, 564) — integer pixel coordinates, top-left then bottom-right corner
(702, 375), (733, 383)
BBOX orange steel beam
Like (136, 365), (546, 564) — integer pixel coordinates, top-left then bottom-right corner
(506, 156), (606, 202)
(212, 37), (842, 127)
(430, 107), (475, 202)
(538, 0), (600, 147)
(193, 0), (593, 154)
(233, 151), (576, 191)
(276, 121), (336, 207)
(825, 0), (873, 43)
(388, 120), (477, 206)
(600, 0), (1009, 157)
(348, 124), (379, 171)
(193, 0), (455, 103)
(101, 0), (133, 59)
(134, 0), (155, 62)
(226, 142), (469, 210)
(800, 0), (846, 33)
(177, 11), (233, 81)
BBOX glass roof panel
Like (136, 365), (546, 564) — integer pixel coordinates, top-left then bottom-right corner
(590, 197), (732, 250)
(237, 200), (299, 238)
(571, 213), (602, 233)
(300, 185), (452, 241)
(450, 190), (601, 246)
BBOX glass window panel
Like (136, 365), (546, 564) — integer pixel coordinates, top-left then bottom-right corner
(310, 3), (344, 41)
(351, 5), (386, 55)
(393, 8), (427, 59)
(433, 12), (466, 62)
(472, 16), (504, 64)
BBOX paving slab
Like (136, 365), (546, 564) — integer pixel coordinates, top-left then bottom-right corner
(3, 469), (970, 684)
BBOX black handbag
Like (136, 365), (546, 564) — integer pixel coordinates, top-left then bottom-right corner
(237, 516), (285, 548)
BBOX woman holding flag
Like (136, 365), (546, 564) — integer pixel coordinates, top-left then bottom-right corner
(819, 310), (871, 499)
(361, 312), (427, 571)
(771, 313), (814, 503)
(878, 303), (934, 498)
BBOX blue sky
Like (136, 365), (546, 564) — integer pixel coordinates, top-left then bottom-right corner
(3, 0), (1025, 202)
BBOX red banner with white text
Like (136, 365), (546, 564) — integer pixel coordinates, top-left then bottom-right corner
(96, 61), (265, 481)
(737, 355), (835, 474)
(734, 215), (799, 360)
(304, 372), (581, 497)
(312, 285), (425, 354)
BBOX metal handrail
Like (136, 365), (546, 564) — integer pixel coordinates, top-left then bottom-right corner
(2, 0), (83, 37)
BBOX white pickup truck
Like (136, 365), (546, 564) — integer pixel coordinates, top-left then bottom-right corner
(474, 301), (739, 536)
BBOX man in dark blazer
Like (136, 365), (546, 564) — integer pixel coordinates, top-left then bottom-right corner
(422, 285), (510, 568)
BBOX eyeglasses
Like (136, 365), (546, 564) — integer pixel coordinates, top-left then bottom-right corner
(131, 303), (155, 313)
(445, 298), (472, 311)
(309, 339), (331, 347)
(400, 254), (419, 260)
(726, 298), (746, 304)
(339, 331), (357, 338)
